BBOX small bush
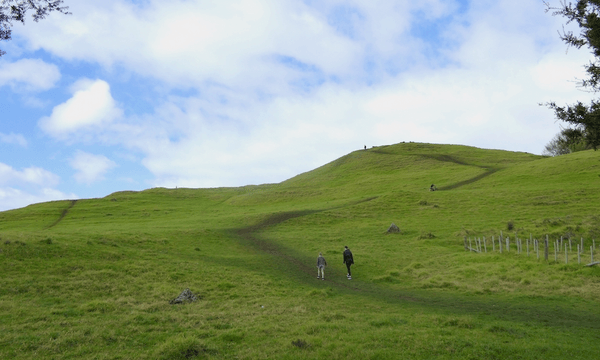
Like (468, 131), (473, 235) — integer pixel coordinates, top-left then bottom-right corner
(417, 232), (436, 240)
(507, 221), (514, 231)
(292, 339), (310, 349)
(153, 335), (215, 359)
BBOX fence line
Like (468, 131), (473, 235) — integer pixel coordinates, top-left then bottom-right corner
(464, 234), (598, 266)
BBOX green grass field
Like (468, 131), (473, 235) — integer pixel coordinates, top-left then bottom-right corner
(1, 142), (600, 359)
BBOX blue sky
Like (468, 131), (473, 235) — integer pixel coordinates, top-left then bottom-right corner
(0, 0), (595, 211)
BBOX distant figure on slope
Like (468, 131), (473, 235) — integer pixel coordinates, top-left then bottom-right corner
(316, 252), (327, 280)
(364, 145), (367, 150)
(343, 246), (354, 280)
(430, 184), (437, 191)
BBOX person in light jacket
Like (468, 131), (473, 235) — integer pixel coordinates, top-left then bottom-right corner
(317, 253), (327, 280)
(343, 246), (354, 279)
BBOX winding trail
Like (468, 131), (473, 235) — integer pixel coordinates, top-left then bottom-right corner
(233, 199), (600, 330)
(368, 151), (500, 191)
(417, 153), (500, 191)
(46, 200), (77, 229)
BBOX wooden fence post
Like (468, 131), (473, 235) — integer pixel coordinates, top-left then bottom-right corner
(519, 239), (522, 254)
(560, 236), (563, 249)
(536, 240), (539, 260)
(554, 240), (557, 262)
(592, 246), (594, 263)
(569, 238), (572, 252)
(492, 236), (495, 252)
(499, 234), (503, 254)
(483, 236), (487, 253)
(507, 236), (510, 253)
(581, 238), (584, 254)
(544, 236), (548, 261)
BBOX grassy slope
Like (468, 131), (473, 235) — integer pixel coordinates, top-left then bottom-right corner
(1, 142), (600, 359)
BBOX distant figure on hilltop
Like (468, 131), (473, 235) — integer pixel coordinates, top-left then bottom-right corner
(364, 145), (367, 150)
(430, 184), (437, 191)
(343, 246), (354, 280)
(316, 253), (327, 280)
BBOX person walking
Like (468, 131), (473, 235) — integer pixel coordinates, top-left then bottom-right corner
(316, 252), (327, 280)
(343, 246), (354, 279)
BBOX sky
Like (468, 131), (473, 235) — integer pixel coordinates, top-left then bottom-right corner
(0, 0), (596, 211)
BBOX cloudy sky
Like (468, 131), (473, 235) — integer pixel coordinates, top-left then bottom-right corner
(0, 0), (595, 211)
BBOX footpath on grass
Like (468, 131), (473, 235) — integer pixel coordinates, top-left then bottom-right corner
(233, 200), (600, 332)
(45, 200), (77, 229)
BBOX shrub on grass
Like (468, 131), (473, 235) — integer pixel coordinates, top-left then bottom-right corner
(291, 339), (310, 349)
(153, 335), (216, 359)
(507, 221), (514, 231)
(417, 232), (436, 240)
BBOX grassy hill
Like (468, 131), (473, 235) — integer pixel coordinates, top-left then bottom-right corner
(1, 142), (600, 359)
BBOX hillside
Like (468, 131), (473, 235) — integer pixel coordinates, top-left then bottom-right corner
(1, 142), (600, 359)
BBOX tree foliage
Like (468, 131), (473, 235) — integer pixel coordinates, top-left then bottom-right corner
(544, 0), (600, 150)
(0, 0), (70, 57)
(543, 127), (590, 156)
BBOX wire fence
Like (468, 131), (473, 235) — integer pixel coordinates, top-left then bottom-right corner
(464, 232), (599, 266)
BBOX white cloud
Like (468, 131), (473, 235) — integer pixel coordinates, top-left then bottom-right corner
(6, 0), (597, 198)
(69, 150), (117, 185)
(17, 0), (447, 89)
(0, 58), (61, 91)
(38, 79), (122, 137)
(0, 164), (76, 212)
(0, 162), (60, 187)
(0, 187), (77, 212)
(0, 133), (28, 147)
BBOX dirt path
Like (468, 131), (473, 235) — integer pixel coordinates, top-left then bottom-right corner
(369, 151), (500, 191)
(46, 200), (77, 229)
(233, 201), (600, 329)
(234, 200), (377, 291)
(417, 154), (499, 191)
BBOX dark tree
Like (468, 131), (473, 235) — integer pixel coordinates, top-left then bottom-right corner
(0, 0), (70, 57)
(544, 1), (600, 150)
(543, 127), (590, 156)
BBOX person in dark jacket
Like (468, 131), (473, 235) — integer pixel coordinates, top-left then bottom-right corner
(316, 252), (327, 280)
(343, 246), (354, 279)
